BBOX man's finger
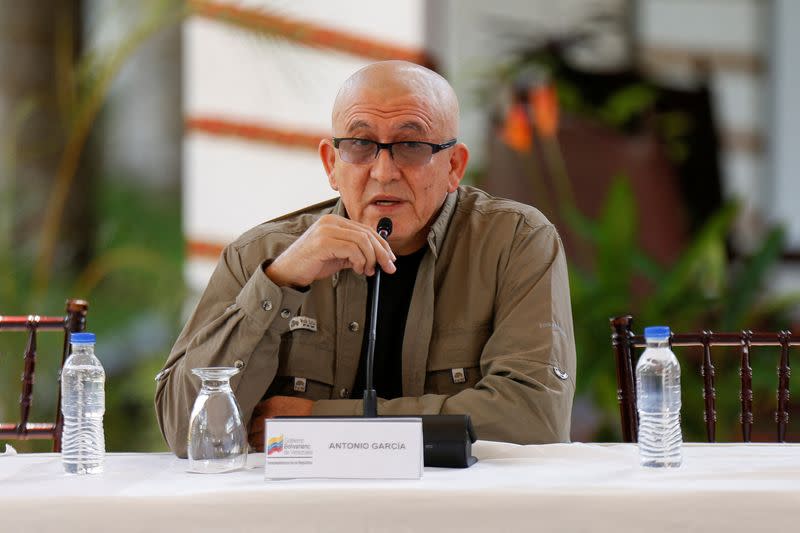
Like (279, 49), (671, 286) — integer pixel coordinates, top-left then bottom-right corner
(325, 237), (369, 275)
(323, 216), (396, 261)
(366, 231), (396, 274)
(327, 225), (395, 275)
(334, 228), (378, 275)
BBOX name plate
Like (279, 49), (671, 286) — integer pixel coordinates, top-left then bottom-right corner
(264, 417), (423, 480)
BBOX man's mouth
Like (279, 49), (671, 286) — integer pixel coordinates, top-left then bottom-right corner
(370, 196), (404, 207)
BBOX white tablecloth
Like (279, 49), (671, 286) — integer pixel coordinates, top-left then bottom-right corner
(2, 442), (799, 532)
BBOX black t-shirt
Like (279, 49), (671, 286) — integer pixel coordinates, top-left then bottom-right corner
(351, 246), (426, 400)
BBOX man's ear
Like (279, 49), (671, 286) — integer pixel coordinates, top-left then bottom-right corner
(319, 139), (338, 190)
(446, 143), (470, 192)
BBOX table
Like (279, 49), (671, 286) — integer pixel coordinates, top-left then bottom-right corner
(2, 442), (799, 532)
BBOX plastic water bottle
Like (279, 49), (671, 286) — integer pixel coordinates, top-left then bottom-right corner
(61, 332), (106, 474)
(636, 326), (682, 468)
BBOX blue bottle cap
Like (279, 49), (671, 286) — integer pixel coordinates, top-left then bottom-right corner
(644, 326), (671, 340)
(70, 332), (96, 344)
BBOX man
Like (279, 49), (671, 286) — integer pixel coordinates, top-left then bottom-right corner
(156, 61), (576, 457)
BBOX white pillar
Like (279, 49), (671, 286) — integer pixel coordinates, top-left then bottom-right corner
(770, 0), (800, 251)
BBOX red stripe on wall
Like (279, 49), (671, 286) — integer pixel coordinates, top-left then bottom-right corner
(187, 239), (226, 260)
(190, 0), (434, 68)
(186, 116), (328, 150)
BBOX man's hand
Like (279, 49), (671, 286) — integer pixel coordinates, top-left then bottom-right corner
(247, 396), (314, 452)
(265, 214), (396, 288)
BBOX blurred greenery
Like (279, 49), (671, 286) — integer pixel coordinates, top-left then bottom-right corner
(1, 0), (360, 455)
(0, 181), (184, 452)
(484, 47), (800, 442)
(33, 0), (187, 294)
(569, 176), (800, 441)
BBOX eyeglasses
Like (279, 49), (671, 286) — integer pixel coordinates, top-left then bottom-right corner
(332, 137), (457, 167)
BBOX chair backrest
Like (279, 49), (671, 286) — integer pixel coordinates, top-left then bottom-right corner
(0, 299), (88, 452)
(610, 315), (795, 443)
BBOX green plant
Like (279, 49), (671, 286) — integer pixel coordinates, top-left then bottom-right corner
(0, 182), (185, 452)
(0, 0), (192, 452)
(32, 0), (188, 297)
(569, 176), (799, 440)
(487, 46), (799, 441)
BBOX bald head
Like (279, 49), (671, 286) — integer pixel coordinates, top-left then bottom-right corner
(332, 61), (460, 137)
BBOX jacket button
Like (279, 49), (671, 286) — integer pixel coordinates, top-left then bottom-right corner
(234, 359), (245, 369)
(261, 299), (273, 311)
(348, 321), (359, 332)
(280, 308), (291, 319)
(339, 387), (349, 398)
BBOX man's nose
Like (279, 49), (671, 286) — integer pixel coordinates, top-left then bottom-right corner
(370, 146), (401, 183)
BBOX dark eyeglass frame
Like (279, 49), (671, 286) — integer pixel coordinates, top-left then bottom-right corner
(332, 137), (457, 165)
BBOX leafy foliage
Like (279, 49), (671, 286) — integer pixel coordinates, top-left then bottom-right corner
(569, 176), (798, 441)
(0, 183), (184, 453)
(0, 0), (282, 453)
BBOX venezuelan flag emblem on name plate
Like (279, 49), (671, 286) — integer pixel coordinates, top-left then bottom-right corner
(267, 435), (284, 455)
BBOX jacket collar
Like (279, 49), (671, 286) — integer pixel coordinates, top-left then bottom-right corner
(426, 189), (458, 259)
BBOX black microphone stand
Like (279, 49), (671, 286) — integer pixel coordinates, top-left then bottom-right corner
(363, 217), (392, 417)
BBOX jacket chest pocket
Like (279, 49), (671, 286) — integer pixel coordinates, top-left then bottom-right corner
(424, 324), (490, 395)
(265, 329), (335, 401)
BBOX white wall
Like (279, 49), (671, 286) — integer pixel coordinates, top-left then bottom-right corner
(183, 0), (426, 293)
(639, 0), (770, 252)
(770, 0), (800, 251)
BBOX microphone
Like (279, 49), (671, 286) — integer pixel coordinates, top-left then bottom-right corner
(363, 218), (392, 417)
(376, 217), (392, 239)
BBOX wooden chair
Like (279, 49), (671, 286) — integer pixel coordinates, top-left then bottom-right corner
(610, 315), (795, 443)
(0, 299), (88, 451)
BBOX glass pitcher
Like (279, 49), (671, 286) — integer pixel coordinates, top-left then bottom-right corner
(187, 367), (248, 473)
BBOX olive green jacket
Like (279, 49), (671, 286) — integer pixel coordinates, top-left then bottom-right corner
(155, 186), (576, 457)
